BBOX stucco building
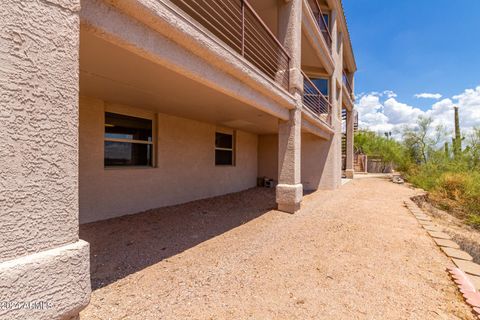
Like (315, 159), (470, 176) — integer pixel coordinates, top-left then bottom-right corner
(0, 0), (356, 319)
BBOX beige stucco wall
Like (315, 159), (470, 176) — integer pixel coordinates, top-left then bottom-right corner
(301, 133), (339, 190)
(0, 0), (80, 264)
(258, 132), (342, 191)
(79, 96), (258, 224)
(257, 134), (279, 181)
(0, 1), (90, 319)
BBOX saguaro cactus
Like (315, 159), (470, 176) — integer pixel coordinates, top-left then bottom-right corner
(452, 106), (462, 157)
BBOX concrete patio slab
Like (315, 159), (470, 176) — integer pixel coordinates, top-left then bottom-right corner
(441, 247), (473, 261)
(428, 231), (451, 240)
(419, 220), (435, 226)
(433, 238), (460, 249)
(468, 275), (480, 291)
(423, 225), (443, 232)
(453, 259), (480, 276)
(417, 216), (432, 222)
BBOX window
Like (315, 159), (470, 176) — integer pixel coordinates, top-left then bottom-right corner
(215, 132), (234, 166)
(312, 78), (329, 98)
(104, 112), (154, 167)
(337, 32), (342, 54)
(322, 14), (329, 29)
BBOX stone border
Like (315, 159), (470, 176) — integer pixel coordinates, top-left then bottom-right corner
(404, 200), (480, 319)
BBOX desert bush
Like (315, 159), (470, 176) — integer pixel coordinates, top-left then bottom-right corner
(354, 130), (411, 171)
(425, 171), (480, 225)
(358, 116), (480, 227)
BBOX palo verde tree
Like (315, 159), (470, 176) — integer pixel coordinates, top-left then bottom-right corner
(402, 116), (439, 164)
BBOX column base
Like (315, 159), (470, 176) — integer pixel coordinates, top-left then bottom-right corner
(345, 169), (355, 179)
(0, 240), (91, 320)
(276, 183), (303, 214)
(278, 202), (301, 213)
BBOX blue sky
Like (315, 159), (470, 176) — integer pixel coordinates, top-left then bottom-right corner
(343, 0), (480, 135)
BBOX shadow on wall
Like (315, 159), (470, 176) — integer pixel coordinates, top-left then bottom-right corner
(80, 187), (276, 290)
(301, 133), (333, 191)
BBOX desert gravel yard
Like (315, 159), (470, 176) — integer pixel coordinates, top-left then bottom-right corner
(80, 175), (475, 319)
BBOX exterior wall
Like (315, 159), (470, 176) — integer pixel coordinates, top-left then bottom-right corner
(304, 8), (344, 190)
(258, 133), (342, 191)
(257, 134), (278, 181)
(301, 133), (339, 190)
(79, 96), (258, 224)
(0, 1), (90, 319)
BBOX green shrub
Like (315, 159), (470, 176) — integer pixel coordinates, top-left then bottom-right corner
(422, 171), (480, 224)
(467, 214), (480, 229)
(356, 121), (480, 227)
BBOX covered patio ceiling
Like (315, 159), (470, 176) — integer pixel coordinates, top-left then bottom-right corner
(79, 29), (279, 135)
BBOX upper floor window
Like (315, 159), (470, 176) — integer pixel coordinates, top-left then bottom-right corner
(215, 132), (235, 166)
(322, 14), (330, 29)
(312, 78), (329, 98)
(104, 112), (154, 167)
(337, 32), (342, 53)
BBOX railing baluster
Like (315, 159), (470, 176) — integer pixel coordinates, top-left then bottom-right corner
(169, 0), (290, 91)
(343, 71), (353, 97)
(308, 0), (332, 51)
(241, 0), (245, 56)
(302, 71), (333, 127)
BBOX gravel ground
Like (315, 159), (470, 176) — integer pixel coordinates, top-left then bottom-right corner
(79, 175), (475, 320)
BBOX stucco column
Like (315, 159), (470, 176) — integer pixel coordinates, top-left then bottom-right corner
(276, 0), (303, 213)
(0, 1), (90, 320)
(345, 109), (355, 179)
(277, 106), (303, 213)
(313, 9), (343, 189)
(278, 0), (302, 95)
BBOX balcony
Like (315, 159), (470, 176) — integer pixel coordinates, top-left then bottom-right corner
(169, 0), (290, 91)
(343, 72), (353, 96)
(302, 72), (332, 126)
(342, 71), (354, 107)
(306, 0), (332, 52)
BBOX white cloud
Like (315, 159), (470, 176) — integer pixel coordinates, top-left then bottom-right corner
(355, 86), (480, 140)
(414, 93), (443, 99)
(383, 98), (424, 125)
(383, 90), (397, 98)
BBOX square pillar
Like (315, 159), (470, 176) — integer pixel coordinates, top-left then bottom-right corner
(345, 109), (355, 179)
(0, 1), (90, 319)
(276, 0), (303, 213)
(278, 0), (302, 94)
(277, 106), (303, 213)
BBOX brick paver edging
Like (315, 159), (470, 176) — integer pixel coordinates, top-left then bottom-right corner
(404, 200), (480, 319)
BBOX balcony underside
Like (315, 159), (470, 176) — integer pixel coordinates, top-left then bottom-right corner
(80, 0), (299, 128)
(80, 0), (337, 140)
(301, 0), (334, 76)
(80, 29), (280, 134)
(342, 85), (354, 111)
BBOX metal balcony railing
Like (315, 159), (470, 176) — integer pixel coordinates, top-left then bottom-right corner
(170, 0), (290, 90)
(307, 0), (332, 51)
(354, 109), (359, 131)
(302, 72), (332, 125)
(343, 72), (353, 96)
